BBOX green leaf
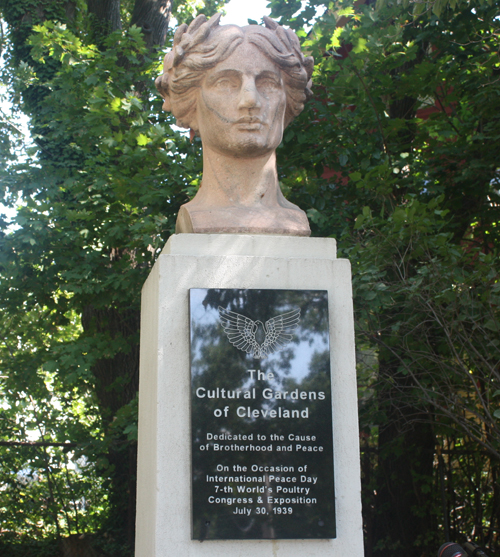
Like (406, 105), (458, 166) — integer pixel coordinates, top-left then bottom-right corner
(136, 133), (151, 146)
(353, 38), (368, 54)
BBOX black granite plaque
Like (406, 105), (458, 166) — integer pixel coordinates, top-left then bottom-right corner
(189, 289), (335, 540)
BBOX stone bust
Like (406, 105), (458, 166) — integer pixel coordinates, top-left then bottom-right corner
(155, 13), (314, 236)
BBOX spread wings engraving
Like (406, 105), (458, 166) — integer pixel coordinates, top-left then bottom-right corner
(218, 306), (301, 359)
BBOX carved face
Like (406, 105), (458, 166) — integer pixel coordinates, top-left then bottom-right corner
(194, 41), (287, 158)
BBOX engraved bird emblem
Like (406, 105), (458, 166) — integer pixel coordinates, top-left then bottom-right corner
(218, 306), (301, 359)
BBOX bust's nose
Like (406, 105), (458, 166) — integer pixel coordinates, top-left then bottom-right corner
(238, 76), (261, 110)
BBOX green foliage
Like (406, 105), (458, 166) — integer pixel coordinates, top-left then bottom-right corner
(0, 2), (203, 552)
(374, 0), (495, 18)
(1, 21), (201, 310)
(270, 0), (500, 553)
(172, 0), (230, 25)
(0, 303), (107, 544)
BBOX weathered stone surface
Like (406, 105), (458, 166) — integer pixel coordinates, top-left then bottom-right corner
(156, 14), (314, 236)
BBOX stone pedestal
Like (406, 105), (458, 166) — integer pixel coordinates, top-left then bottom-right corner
(135, 234), (364, 556)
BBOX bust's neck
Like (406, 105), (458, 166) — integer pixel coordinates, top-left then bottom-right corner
(193, 145), (281, 208)
(175, 143), (311, 235)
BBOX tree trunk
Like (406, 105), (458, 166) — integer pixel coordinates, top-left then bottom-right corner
(81, 306), (140, 420)
(130, 0), (172, 49)
(85, 0), (173, 50)
(372, 355), (436, 557)
(86, 0), (122, 33)
(81, 305), (140, 550)
(78, 0), (172, 546)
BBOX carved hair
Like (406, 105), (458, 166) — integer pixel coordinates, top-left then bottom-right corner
(155, 13), (314, 130)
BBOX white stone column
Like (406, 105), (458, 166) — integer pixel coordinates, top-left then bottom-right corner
(135, 234), (364, 556)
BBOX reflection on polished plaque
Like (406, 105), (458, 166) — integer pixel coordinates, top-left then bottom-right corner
(189, 289), (335, 540)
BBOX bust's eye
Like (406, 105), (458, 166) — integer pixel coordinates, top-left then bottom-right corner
(214, 77), (238, 90)
(257, 77), (281, 93)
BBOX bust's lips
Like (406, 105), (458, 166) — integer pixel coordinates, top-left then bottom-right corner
(235, 116), (263, 130)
